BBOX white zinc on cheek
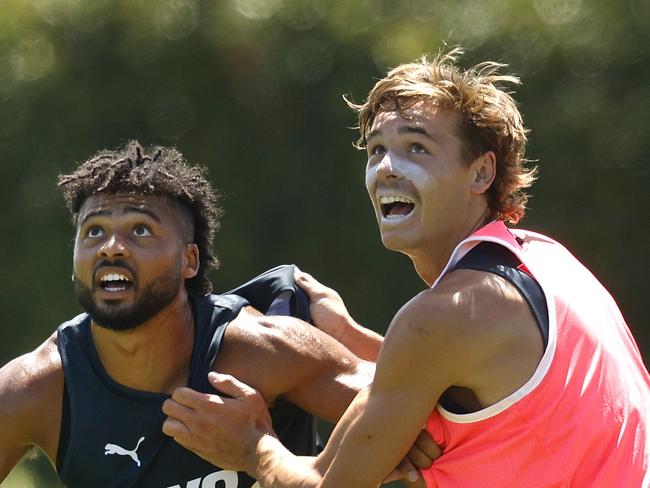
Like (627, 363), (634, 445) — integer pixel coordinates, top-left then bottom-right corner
(368, 151), (432, 188)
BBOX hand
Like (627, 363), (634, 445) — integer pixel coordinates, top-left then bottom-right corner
(294, 268), (355, 341)
(162, 372), (274, 474)
(295, 267), (382, 362)
(383, 429), (441, 486)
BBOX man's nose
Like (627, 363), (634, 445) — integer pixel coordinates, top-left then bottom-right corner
(375, 152), (402, 180)
(98, 234), (130, 258)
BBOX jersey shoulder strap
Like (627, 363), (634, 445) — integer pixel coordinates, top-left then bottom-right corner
(454, 241), (549, 349)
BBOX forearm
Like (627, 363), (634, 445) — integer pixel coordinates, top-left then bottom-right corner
(336, 319), (383, 362)
(252, 435), (323, 488)
(293, 269), (383, 361)
(253, 388), (387, 488)
(248, 386), (369, 487)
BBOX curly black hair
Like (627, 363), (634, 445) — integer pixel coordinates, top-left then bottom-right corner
(58, 140), (222, 294)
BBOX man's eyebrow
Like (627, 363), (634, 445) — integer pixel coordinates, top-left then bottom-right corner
(366, 128), (382, 142)
(78, 206), (162, 226)
(399, 124), (438, 142)
(366, 125), (439, 143)
(123, 206), (162, 223)
(78, 209), (110, 227)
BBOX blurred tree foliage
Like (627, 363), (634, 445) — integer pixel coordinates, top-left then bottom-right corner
(0, 0), (648, 486)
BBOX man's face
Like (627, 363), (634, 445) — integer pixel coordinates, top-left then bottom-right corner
(72, 193), (192, 331)
(365, 104), (478, 258)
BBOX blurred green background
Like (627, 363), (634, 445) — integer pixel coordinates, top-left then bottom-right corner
(1, 0), (648, 486)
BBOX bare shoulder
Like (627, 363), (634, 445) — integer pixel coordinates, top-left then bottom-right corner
(0, 332), (63, 415)
(391, 268), (539, 340)
(0, 332), (64, 465)
(437, 268), (543, 347)
(386, 268), (544, 404)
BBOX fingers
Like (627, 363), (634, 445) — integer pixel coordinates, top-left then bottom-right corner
(388, 429), (440, 485)
(383, 469), (401, 484)
(161, 415), (189, 438)
(383, 457), (420, 484)
(161, 374), (275, 472)
(294, 268), (336, 298)
(406, 443), (434, 470)
(402, 475), (427, 488)
(396, 457), (420, 482)
(208, 372), (260, 400)
(162, 394), (203, 440)
(410, 429), (441, 468)
(294, 268), (321, 295)
(168, 386), (212, 408)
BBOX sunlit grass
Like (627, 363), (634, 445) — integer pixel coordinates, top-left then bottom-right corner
(1, 450), (64, 488)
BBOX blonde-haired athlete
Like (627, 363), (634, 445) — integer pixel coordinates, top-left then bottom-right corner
(163, 48), (649, 488)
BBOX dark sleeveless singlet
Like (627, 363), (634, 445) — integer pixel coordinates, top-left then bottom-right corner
(56, 265), (320, 488)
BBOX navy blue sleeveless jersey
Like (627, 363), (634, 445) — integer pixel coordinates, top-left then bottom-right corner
(56, 265), (320, 488)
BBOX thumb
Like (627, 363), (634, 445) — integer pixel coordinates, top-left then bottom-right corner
(208, 372), (259, 400)
(294, 268), (326, 298)
(385, 458), (420, 484)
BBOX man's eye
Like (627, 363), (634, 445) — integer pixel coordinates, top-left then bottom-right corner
(87, 226), (103, 238)
(409, 143), (428, 154)
(368, 144), (386, 156)
(133, 225), (152, 237)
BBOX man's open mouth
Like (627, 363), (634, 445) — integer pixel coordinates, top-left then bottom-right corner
(99, 272), (133, 292)
(379, 195), (415, 219)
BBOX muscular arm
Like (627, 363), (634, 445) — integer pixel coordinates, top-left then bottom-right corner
(213, 307), (375, 422)
(0, 360), (32, 480)
(251, 269), (545, 487)
(166, 269), (544, 487)
(161, 290), (465, 487)
(0, 335), (63, 481)
(250, 290), (462, 488)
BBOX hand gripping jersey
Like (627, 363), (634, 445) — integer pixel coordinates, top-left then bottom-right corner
(421, 221), (649, 487)
(56, 265), (320, 488)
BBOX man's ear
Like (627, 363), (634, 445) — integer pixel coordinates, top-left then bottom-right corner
(470, 151), (496, 195)
(183, 243), (200, 279)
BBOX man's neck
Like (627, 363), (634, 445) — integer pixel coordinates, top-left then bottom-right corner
(411, 209), (491, 286)
(90, 292), (196, 394)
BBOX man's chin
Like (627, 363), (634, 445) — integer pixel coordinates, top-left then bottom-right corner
(83, 295), (174, 331)
(89, 310), (144, 332)
(380, 232), (413, 253)
(74, 271), (182, 332)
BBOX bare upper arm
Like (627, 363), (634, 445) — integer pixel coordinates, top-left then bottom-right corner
(433, 268), (545, 405)
(311, 293), (463, 487)
(0, 334), (64, 480)
(316, 272), (544, 487)
(213, 307), (374, 422)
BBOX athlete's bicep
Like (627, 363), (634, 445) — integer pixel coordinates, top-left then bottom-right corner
(0, 337), (63, 480)
(216, 312), (374, 422)
(0, 358), (42, 480)
(316, 295), (463, 488)
(277, 319), (375, 422)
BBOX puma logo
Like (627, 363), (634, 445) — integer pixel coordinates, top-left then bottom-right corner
(104, 436), (145, 467)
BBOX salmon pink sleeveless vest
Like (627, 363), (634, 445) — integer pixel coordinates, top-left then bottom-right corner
(421, 221), (649, 487)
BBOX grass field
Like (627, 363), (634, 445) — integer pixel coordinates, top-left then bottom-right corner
(1, 452), (64, 488)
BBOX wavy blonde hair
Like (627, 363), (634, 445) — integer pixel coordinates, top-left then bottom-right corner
(348, 47), (537, 224)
